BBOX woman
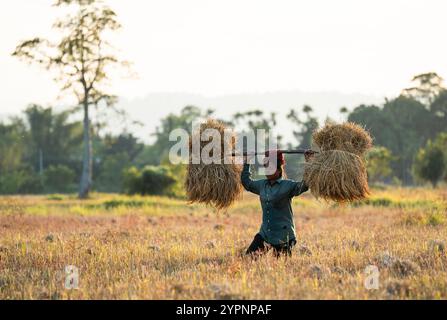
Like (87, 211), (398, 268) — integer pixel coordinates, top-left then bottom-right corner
(241, 150), (314, 258)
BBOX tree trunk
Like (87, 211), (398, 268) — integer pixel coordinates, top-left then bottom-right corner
(79, 101), (92, 199)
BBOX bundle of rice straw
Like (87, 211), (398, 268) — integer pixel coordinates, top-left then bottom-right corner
(313, 122), (373, 156)
(185, 119), (243, 210)
(303, 150), (369, 202)
(304, 122), (372, 202)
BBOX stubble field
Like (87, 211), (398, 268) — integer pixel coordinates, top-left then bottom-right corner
(0, 188), (446, 300)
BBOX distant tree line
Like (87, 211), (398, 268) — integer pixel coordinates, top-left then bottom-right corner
(348, 73), (447, 186)
(0, 104), (142, 194)
(0, 72), (445, 196)
(7, 0), (445, 197)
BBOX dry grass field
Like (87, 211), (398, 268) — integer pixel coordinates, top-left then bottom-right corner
(0, 188), (446, 300)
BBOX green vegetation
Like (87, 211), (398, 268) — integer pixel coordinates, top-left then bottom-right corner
(13, 0), (128, 198)
(3, 0), (446, 196)
(44, 165), (77, 193)
(348, 73), (447, 185)
(413, 139), (446, 187)
(401, 209), (446, 227)
(2, 75), (447, 196)
(366, 147), (394, 184)
(123, 166), (178, 197)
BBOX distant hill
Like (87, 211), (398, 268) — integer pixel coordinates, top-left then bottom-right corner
(117, 90), (385, 143)
(1, 90), (385, 144)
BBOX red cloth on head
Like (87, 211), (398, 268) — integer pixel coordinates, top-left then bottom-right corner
(264, 150), (286, 167)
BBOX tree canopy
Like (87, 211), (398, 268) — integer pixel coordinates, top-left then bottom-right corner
(13, 0), (128, 198)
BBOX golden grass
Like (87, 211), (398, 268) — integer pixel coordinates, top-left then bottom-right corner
(0, 188), (446, 300)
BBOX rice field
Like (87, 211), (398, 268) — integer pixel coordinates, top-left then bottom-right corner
(0, 187), (446, 300)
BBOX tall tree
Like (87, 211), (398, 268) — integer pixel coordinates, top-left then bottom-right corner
(135, 106), (214, 166)
(233, 110), (278, 131)
(413, 141), (445, 188)
(94, 133), (144, 192)
(0, 119), (27, 174)
(233, 109), (282, 150)
(13, 0), (128, 198)
(24, 105), (82, 173)
(348, 96), (436, 185)
(430, 89), (447, 133)
(366, 147), (394, 183)
(100, 133), (144, 162)
(287, 105), (319, 149)
(402, 72), (444, 106)
(433, 132), (447, 183)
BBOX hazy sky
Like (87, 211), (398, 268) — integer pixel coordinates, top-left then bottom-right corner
(1, 0), (447, 118)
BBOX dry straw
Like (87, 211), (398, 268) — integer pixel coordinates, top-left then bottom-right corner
(304, 150), (370, 202)
(185, 119), (243, 210)
(313, 122), (373, 156)
(304, 122), (372, 202)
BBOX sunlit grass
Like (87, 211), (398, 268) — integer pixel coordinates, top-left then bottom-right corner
(0, 187), (446, 299)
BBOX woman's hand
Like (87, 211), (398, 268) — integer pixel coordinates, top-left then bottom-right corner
(243, 153), (255, 164)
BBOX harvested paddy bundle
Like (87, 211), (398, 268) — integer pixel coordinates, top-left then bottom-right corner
(304, 122), (373, 202)
(304, 150), (370, 202)
(185, 119), (243, 210)
(313, 122), (373, 156)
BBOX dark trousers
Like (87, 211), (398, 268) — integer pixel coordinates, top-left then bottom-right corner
(246, 234), (297, 258)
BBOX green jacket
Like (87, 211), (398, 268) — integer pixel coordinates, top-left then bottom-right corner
(241, 164), (309, 245)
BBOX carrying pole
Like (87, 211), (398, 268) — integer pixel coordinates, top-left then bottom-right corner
(231, 149), (319, 157)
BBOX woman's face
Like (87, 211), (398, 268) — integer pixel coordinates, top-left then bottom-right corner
(263, 151), (283, 180)
(266, 168), (281, 181)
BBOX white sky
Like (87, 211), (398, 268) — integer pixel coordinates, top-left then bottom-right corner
(1, 0), (447, 118)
